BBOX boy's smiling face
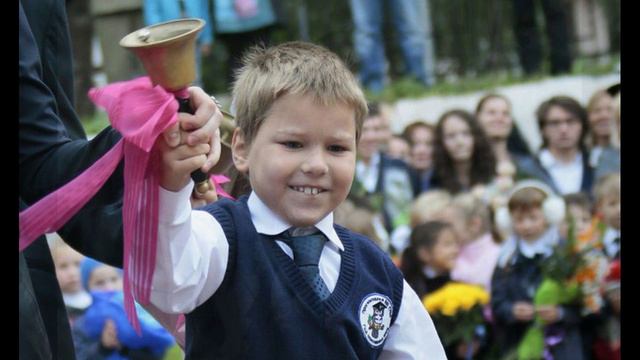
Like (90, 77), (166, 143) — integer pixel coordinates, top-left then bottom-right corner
(232, 93), (357, 227)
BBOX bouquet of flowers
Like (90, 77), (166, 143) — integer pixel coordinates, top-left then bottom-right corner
(422, 282), (489, 347)
(516, 223), (589, 359)
(573, 217), (610, 315)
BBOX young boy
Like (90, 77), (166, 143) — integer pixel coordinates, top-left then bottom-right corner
(151, 41), (446, 359)
(491, 181), (585, 359)
(73, 258), (175, 359)
(561, 192), (594, 240)
(50, 235), (91, 324)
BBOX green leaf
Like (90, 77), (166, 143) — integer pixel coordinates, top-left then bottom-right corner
(517, 325), (544, 360)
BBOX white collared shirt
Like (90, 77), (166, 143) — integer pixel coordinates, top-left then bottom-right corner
(602, 227), (621, 259)
(539, 149), (583, 195)
(150, 182), (446, 359)
(356, 151), (381, 193)
(519, 236), (554, 259)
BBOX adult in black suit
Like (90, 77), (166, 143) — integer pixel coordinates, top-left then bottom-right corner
(19, 1), (221, 358)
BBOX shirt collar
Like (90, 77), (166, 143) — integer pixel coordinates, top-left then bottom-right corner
(602, 226), (620, 256)
(518, 226), (559, 259)
(539, 149), (582, 168)
(247, 191), (344, 251)
(357, 151), (381, 172)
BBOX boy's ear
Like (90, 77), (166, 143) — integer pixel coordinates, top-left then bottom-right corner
(231, 128), (250, 173)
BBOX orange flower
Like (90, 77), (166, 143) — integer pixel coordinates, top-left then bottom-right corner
(575, 219), (604, 251)
(574, 265), (596, 283)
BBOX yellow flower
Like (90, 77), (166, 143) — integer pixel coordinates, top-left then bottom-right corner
(422, 283), (490, 316)
(441, 298), (460, 316)
(424, 294), (443, 313)
(460, 294), (475, 310)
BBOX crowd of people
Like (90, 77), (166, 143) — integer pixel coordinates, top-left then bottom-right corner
(20, 0), (619, 359)
(335, 86), (621, 359)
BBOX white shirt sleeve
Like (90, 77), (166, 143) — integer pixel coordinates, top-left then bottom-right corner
(150, 181), (229, 314)
(380, 281), (447, 359)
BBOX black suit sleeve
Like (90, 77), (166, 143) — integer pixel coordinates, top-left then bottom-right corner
(19, 3), (124, 267)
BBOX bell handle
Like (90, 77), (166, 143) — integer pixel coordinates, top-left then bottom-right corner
(177, 97), (212, 194)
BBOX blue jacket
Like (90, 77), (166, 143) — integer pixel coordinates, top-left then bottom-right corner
(491, 249), (585, 359)
(213, 0), (277, 34)
(143, 0), (213, 45)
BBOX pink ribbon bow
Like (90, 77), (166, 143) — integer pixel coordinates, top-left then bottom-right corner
(210, 174), (233, 200)
(20, 76), (181, 333)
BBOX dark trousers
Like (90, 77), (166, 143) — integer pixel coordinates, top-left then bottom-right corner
(512, 0), (573, 75)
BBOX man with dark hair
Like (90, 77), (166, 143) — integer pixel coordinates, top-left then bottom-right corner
(518, 96), (593, 195)
(353, 102), (419, 252)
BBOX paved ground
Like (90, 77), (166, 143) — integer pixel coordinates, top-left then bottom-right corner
(390, 73), (620, 153)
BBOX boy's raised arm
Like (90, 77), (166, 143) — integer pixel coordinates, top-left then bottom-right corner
(149, 131), (229, 314)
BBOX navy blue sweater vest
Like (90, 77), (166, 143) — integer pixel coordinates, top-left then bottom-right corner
(185, 196), (404, 359)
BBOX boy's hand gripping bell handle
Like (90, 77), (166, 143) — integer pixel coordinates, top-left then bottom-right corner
(177, 97), (212, 196)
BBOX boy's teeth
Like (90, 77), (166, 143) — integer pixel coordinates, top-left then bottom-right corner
(294, 186), (321, 195)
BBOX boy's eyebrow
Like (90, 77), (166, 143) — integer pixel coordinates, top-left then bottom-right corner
(275, 128), (355, 141)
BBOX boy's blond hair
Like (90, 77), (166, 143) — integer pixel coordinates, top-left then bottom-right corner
(450, 192), (491, 233)
(232, 41), (368, 144)
(410, 190), (452, 227)
(594, 172), (621, 204)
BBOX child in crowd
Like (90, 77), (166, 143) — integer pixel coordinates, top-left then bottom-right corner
(443, 193), (501, 292)
(561, 192), (594, 239)
(561, 192), (614, 359)
(334, 199), (387, 252)
(50, 235), (91, 325)
(390, 189), (452, 255)
(354, 102), (418, 236)
(409, 189), (453, 228)
(151, 41), (446, 358)
(72, 258), (174, 360)
(491, 180), (585, 359)
(594, 173), (621, 260)
(400, 221), (459, 300)
(589, 173), (621, 360)
(400, 221), (487, 359)
(386, 133), (411, 163)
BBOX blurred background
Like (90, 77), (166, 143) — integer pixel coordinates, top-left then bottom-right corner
(71, 0), (620, 142)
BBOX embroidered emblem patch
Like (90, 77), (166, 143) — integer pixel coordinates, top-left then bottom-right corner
(359, 293), (393, 347)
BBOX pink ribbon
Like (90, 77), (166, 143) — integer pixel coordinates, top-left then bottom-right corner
(20, 76), (180, 333)
(210, 174), (233, 200)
